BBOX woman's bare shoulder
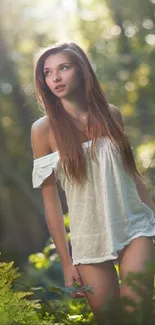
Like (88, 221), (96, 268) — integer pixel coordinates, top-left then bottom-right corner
(31, 115), (51, 158)
(31, 115), (50, 134)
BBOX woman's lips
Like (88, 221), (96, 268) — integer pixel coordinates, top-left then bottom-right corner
(55, 85), (65, 92)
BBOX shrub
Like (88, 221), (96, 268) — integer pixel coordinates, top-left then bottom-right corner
(0, 260), (40, 325)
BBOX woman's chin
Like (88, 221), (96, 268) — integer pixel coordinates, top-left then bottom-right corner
(54, 89), (69, 99)
(57, 91), (73, 100)
(55, 88), (79, 100)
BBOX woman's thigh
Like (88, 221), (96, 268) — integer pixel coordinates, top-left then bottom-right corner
(76, 261), (119, 318)
(119, 236), (155, 303)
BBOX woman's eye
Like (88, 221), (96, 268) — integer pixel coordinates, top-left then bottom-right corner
(44, 70), (51, 77)
(61, 65), (69, 71)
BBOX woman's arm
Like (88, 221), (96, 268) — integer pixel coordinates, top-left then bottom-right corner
(31, 119), (84, 293)
(41, 174), (72, 266)
(110, 104), (155, 213)
(41, 177), (85, 293)
(31, 118), (72, 266)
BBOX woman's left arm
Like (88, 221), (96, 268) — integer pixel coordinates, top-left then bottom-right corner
(110, 103), (155, 213)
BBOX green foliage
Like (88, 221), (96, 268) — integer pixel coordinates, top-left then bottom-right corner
(0, 0), (155, 266)
(26, 241), (155, 324)
(0, 260), (40, 325)
(0, 258), (94, 324)
(1, 252), (155, 324)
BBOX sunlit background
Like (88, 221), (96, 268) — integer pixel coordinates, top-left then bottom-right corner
(0, 0), (155, 277)
(1, 1), (155, 323)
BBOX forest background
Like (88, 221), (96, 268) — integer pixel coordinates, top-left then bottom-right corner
(0, 0), (155, 273)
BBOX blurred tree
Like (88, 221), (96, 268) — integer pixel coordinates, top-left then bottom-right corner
(0, 0), (69, 265)
(105, 0), (155, 132)
(75, 0), (155, 175)
(0, 1), (49, 264)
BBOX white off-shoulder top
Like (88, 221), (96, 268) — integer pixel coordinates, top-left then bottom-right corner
(32, 137), (155, 265)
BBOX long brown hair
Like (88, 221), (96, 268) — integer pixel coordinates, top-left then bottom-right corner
(34, 42), (142, 186)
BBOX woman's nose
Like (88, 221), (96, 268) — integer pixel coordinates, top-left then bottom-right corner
(53, 72), (61, 82)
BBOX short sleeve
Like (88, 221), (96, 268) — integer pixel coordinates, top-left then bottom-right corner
(32, 151), (60, 188)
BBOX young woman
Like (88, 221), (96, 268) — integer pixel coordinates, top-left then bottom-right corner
(31, 42), (155, 322)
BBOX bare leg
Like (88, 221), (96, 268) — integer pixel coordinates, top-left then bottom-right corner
(119, 236), (155, 311)
(76, 261), (119, 323)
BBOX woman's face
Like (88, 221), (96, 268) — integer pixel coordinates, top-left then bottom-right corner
(43, 51), (81, 98)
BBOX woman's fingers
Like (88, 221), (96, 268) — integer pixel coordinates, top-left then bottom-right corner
(63, 264), (86, 298)
(73, 267), (87, 298)
(76, 290), (86, 298)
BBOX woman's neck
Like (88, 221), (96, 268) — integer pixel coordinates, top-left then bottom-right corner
(60, 92), (88, 119)
(60, 95), (89, 136)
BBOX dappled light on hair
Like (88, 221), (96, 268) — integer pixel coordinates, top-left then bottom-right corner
(34, 42), (142, 186)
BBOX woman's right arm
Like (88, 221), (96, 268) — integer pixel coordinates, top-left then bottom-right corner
(41, 174), (73, 267)
(31, 120), (84, 293)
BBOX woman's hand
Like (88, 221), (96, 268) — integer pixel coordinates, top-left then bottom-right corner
(63, 262), (86, 298)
